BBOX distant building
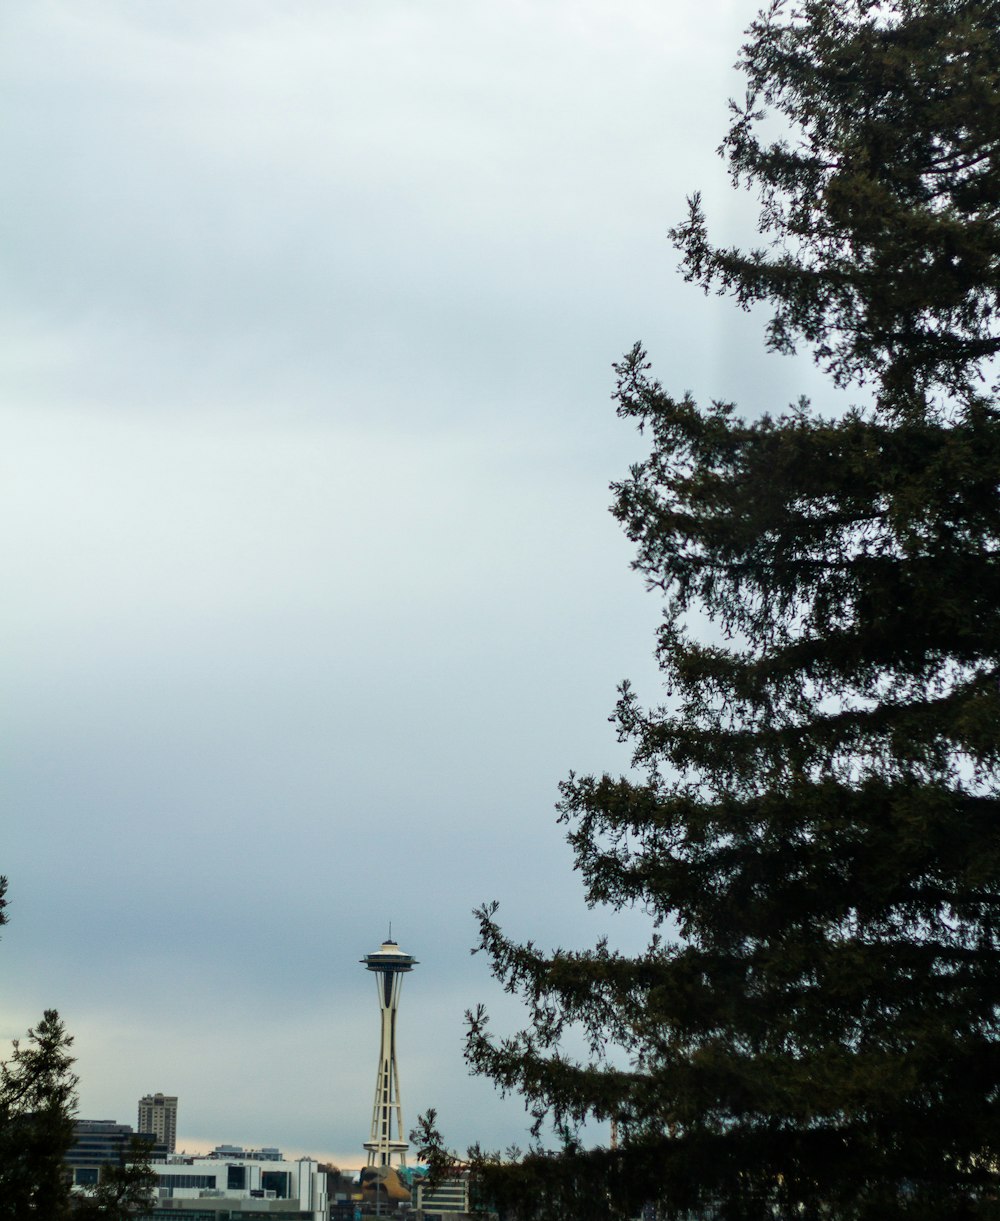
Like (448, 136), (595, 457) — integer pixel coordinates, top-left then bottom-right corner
(206, 1143), (284, 1161)
(66, 1119), (165, 1187)
(322, 1164), (362, 1221)
(138, 1092), (178, 1153)
(144, 1150), (327, 1219)
(413, 1170), (472, 1219)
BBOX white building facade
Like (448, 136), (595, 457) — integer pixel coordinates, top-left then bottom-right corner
(149, 1152), (328, 1219)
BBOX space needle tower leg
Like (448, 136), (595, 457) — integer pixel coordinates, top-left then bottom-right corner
(361, 936), (418, 1168)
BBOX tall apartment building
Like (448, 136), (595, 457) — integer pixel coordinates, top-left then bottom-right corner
(137, 1092), (177, 1153)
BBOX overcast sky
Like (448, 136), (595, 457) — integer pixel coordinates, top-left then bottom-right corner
(2, 0), (834, 1168)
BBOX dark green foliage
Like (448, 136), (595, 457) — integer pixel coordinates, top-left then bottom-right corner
(0, 1009), (78, 1220)
(412, 1109), (458, 1192)
(674, 0), (1000, 409)
(73, 1136), (157, 1219)
(455, 2), (1000, 1219)
(0, 882), (78, 1217)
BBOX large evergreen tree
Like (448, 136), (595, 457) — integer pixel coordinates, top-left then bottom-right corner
(451, 2), (1000, 1218)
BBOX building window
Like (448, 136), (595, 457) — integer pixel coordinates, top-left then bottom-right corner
(261, 1170), (291, 1198)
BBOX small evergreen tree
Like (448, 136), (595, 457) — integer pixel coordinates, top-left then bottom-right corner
(0, 882), (78, 1218)
(74, 1136), (157, 1220)
(453, 2), (1000, 1219)
(0, 1009), (78, 1220)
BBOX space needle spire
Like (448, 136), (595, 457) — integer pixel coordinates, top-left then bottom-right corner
(361, 934), (418, 1167)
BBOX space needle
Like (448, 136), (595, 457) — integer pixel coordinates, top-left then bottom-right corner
(361, 935), (418, 1167)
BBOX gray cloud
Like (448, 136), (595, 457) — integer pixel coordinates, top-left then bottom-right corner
(3, 0), (833, 1162)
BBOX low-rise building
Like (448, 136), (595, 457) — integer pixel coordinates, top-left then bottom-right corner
(146, 1150), (327, 1220)
(66, 1119), (165, 1187)
(413, 1169), (472, 1220)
